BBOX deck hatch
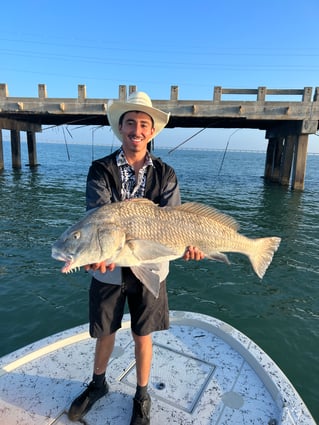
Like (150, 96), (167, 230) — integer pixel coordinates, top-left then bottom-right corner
(120, 342), (216, 413)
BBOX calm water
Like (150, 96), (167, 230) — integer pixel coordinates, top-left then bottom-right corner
(0, 141), (318, 422)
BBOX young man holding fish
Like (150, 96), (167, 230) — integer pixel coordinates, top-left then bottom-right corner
(67, 91), (204, 424)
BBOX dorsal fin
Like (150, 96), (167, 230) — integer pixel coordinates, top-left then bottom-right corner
(176, 202), (239, 231)
(125, 198), (155, 205)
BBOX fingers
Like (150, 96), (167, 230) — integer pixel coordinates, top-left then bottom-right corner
(84, 262), (116, 273)
(96, 261), (107, 273)
(184, 246), (205, 261)
(108, 263), (116, 272)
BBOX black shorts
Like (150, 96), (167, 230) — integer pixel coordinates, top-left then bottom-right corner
(89, 268), (169, 338)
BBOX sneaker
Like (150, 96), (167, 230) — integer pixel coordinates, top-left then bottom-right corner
(129, 393), (151, 425)
(67, 380), (109, 421)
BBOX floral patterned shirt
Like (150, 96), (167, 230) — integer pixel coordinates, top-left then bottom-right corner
(116, 148), (153, 201)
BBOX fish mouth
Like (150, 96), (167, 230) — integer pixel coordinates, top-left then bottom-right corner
(61, 260), (77, 273)
(51, 249), (76, 273)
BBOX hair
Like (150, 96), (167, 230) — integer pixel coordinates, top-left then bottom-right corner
(119, 110), (154, 127)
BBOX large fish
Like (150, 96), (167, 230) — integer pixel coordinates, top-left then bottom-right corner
(52, 199), (281, 297)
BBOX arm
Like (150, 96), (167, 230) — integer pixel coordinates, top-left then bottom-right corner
(85, 161), (117, 272)
(86, 163), (113, 210)
(158, 166), (181, 207)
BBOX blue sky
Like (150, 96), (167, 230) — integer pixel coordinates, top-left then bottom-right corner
(1, 0), (319, 152)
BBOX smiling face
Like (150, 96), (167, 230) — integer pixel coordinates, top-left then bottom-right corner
(119, 111), (155, 156)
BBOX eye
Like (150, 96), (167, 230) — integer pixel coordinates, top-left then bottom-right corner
(73, 231), (81, 240)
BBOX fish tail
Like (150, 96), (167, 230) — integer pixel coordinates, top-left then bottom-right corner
(249, 237), (281, 279)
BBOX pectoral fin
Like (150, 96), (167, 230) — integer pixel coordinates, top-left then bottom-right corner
(127, 239), (181, 263)
(130, 264), (164, 298)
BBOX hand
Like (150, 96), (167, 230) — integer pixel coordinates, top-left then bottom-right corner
(84, 262), (116, 273)
(183, 246), (205, 261)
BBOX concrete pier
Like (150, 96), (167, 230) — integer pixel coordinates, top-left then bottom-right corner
(0, 83), (319, 189)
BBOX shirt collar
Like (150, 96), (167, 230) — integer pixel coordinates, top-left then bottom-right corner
(116, 148), (153, 168)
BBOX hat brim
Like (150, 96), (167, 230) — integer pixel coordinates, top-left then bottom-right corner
(107, 100), (170, 142)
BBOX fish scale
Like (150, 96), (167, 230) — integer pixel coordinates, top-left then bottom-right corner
(118, 202), (239, 252)
(52, 199), (281, 297)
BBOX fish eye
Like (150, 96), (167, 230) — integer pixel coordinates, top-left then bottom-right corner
(73, 231), (81, 240)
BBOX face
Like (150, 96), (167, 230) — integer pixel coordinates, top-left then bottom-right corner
(119, 111), (155, 155)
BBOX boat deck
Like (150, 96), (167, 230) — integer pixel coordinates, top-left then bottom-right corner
(0, 311), (315, 424)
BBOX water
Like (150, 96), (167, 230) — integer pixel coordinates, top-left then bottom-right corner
(0, 141), (318, 422)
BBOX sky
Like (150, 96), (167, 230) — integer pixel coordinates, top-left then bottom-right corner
(1, 0), (319, 152)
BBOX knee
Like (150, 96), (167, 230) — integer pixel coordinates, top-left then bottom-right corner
(132, 332), (152, 348)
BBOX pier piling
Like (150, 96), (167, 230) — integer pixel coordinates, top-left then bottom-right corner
(0, 130), (3, 171)
(10, 130), (21, 169)
(291, 134), (309, 190)
(26, 131), (38, 167)
(279, 135), (295, 186)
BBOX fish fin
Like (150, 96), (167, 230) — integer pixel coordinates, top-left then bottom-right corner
(249, 237), (281, 278)
(207, 252), (231, 265)
(130, 265), (162, 298)
(175, 202), (239, 231)
(127, 239), (181, 262)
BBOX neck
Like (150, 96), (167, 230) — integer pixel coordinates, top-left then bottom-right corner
(122, 148), (147, 171)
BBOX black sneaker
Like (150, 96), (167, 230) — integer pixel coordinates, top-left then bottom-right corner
(129, 393), (151, 425)
(67, 380), (109, 421)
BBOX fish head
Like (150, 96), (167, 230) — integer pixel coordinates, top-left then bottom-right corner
(51, 219), (126, 273)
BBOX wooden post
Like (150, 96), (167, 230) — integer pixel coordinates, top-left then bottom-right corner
(10, 130), (21, 168)
(0, 129), (3, 170)
(26, 131), (38, 167)
(279, 135), (295, 186)
(291, 134), (308, 190)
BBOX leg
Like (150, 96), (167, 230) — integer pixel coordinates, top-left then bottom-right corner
(132, 332), (152, 387)
(68, 279), (124, 421)
(89, 277), (125, 376)
(68, 334), (116, 422)
(130, 333), (153, 425)
(94, 333), (116, 375)
(126, 275), (169, 425)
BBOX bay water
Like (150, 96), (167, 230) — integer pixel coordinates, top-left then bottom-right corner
(0, 141), (318, 422)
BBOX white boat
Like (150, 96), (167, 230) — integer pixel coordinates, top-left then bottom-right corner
(0, 311), (316, 425)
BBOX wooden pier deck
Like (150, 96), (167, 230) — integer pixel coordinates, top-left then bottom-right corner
(1, 84), (319, 189)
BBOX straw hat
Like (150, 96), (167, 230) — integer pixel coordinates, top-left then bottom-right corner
(107, 91), (170, 141)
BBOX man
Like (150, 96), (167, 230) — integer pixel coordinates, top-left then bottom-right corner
(68, 91), (203, 424)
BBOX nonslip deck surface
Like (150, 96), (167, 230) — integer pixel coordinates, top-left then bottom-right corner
(0, 311), (315, 424)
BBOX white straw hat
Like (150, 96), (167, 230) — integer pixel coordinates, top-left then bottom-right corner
(107, 91), (170, 141)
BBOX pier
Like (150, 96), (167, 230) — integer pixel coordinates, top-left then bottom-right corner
(0, 84), (319, 189)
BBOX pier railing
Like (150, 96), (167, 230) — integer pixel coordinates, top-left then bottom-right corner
(0, 84), (318, 132)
